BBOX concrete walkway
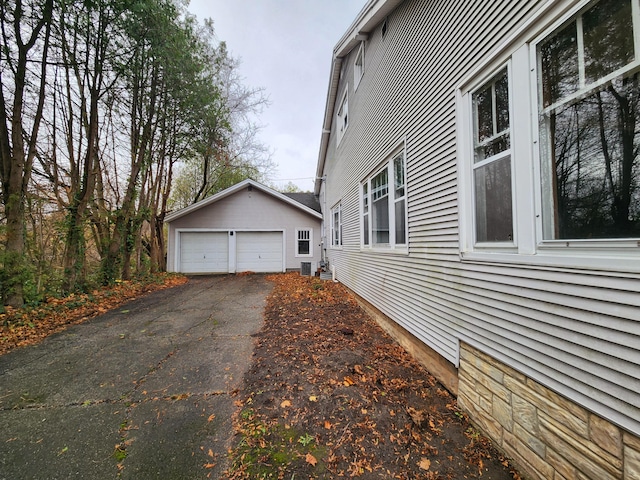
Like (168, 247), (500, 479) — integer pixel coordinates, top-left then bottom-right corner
(0, 274), (272, 479)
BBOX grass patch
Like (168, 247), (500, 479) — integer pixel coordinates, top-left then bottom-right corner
(228, 408), (327, 479)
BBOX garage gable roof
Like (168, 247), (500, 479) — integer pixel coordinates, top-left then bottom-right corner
(165, 179), (323, 223)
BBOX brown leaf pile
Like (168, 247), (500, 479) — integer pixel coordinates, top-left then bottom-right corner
(228, 272), (521, 479)
(0, 274), (187, 356)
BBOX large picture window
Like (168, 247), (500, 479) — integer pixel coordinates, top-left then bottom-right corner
(472, 68), (513, 243)
(361, 148), (407, 249)
(538, 0), (640, 240)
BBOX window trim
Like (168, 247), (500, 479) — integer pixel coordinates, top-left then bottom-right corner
(354, 41), (365, 90)
(457, 0), (640, 274)
(360, 142), (408, 253)
(295, 228), (313, 257)
(330, 203), (342, 249)
(471, 65), (516, 247)
(533, 0), (640, 244)
(336, 88), (349, 145)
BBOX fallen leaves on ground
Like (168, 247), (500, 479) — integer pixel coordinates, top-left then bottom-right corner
(0, 273), (188, 356)
(227, 272), (521, 479)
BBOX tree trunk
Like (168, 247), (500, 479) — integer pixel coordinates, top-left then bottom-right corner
(0, 0), (53, 306)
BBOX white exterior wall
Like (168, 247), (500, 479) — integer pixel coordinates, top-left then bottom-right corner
(167, 187), (322, 272)
(321, 0), (640, 440)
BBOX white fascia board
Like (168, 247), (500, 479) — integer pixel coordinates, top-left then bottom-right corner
(314, 0), (405, 195)
(165, 179), (322, 223)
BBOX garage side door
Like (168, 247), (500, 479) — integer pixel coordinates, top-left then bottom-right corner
(236, 232), (283, 273)
(179, 232), (228, 273)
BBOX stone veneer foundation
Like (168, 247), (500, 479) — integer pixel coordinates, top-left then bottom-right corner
(350, 289), (640, 480)
(458, 342), (640, 480)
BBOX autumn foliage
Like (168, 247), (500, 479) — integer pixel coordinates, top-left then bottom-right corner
(227, 273), (521, 479)
(0, 273), (187, 356)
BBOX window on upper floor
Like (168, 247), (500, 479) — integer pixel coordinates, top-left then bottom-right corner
(354, 42), (365, 89)
(296, 228), (312, 257)
(337, 89), (348, 144)
(331, 203), (342, 247)
(361, 146), (407, 250)
(458, 0), (640, 272)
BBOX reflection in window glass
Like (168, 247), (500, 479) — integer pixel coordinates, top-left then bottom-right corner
(495, 73), (510, 133)
(472, 68), (513, 243)
(583, 0), (633, 84)
(362, 183), (369, 245)
(473, 69), (511, 162)
(476, 88), (494, 143)
(538, 0), (639, 240)
(393, 152), (406, 244)
(395, 199), (406, 244)
(540, 22), (579, 107)
(372, 169), (390, 244)
(544, 76), (640, 239)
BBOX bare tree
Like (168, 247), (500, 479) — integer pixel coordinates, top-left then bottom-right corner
(0, 0), (54, 306)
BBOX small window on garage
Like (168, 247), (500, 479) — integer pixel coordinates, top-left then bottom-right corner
(296, 228), (313, 257)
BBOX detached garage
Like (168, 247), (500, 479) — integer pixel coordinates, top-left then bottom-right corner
(165, 180), (322, 274)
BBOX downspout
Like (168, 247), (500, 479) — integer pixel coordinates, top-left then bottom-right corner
(318, 175), (327, 265)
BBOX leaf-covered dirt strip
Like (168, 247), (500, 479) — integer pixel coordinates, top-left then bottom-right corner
(0, 273), (188, 356)
(228, 273), (522, 480)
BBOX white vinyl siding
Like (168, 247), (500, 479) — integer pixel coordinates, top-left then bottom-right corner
(166, 185), (321, 272)
(321, 0), (640, 438)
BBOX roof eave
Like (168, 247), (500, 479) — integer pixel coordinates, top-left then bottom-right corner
(165, 179), (322, 223)
(314, 0), (405, 196)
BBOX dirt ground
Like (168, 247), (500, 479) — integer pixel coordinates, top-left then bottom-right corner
(227, 273), (522, 479)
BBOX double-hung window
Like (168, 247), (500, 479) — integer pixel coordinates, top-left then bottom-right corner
(459, 0), (640, 271)
(537, 0), (640, 241)
(296, 229), (312, 257)
(472, 68), (514, 244)
(361, 147), (408, 250)
(331, 203), (342, 247)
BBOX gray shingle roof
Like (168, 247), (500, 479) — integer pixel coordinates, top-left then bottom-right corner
(283, 192), (321, 213)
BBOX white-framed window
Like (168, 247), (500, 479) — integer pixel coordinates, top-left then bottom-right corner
(458, 0), (640, 272)
(361, 146), (408, 250)
(295, 228), (312, 257)
(472, 67), (514, 245)
(330, 203), (342, 247)
(537, 0), (639, 241)
(354, 42), (365, 89)
(337, 89), (348, 144)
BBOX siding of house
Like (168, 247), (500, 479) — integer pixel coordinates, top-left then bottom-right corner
(321, 0), (640, 447)
(167, 187), (322, 272)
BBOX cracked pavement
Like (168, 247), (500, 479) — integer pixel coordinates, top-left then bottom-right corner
(0, 274), (272, 479)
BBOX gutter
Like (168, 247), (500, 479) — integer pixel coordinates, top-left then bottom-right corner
(314, 0), (406, 195)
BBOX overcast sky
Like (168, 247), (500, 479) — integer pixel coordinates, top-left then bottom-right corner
(186, 0), (366, 192)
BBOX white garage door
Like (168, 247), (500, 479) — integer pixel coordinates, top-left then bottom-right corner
(236, 232), (283, 273)
(179, 232), (228, 273)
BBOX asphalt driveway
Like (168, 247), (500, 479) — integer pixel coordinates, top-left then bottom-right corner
(0, 274), (272, 479)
